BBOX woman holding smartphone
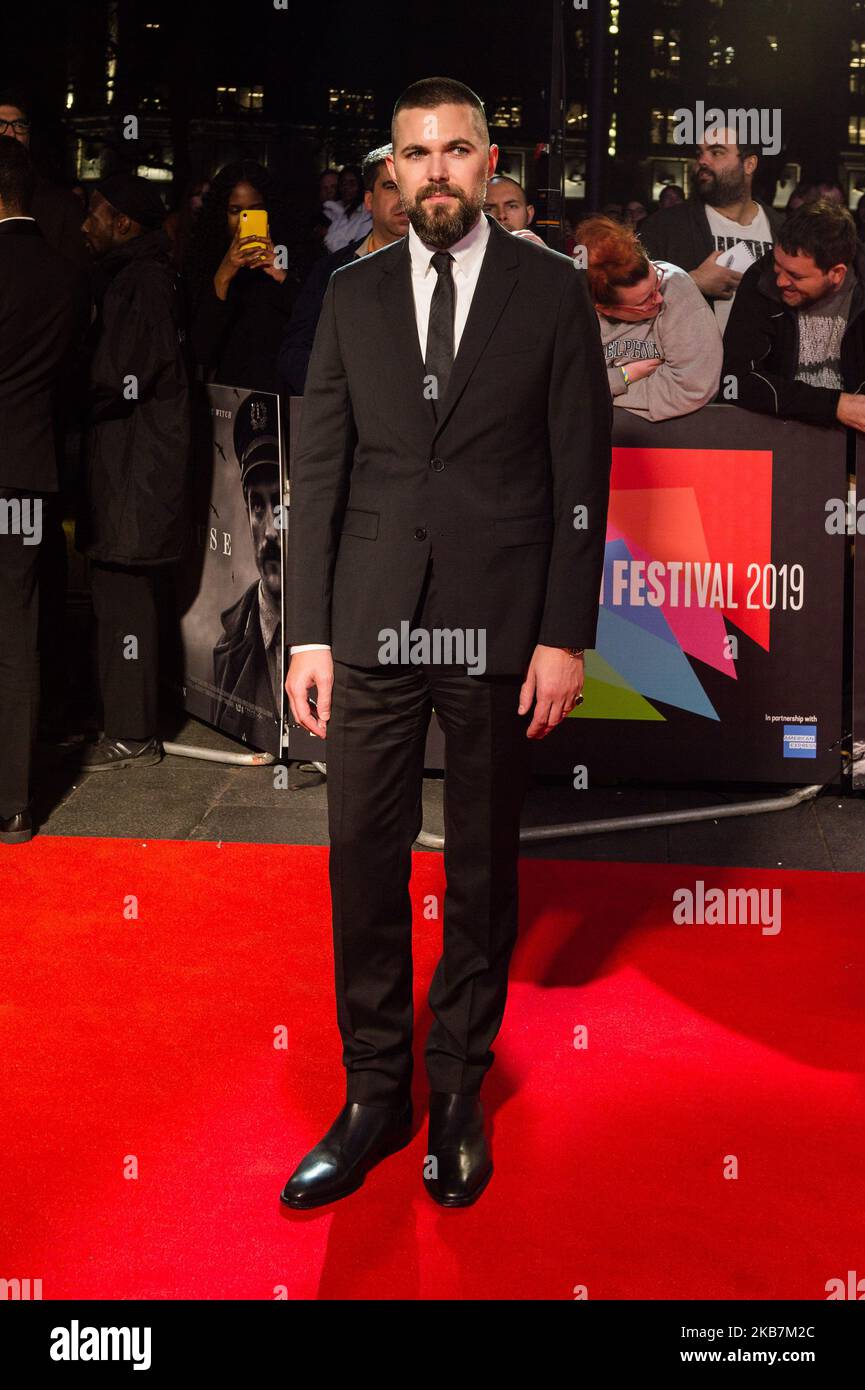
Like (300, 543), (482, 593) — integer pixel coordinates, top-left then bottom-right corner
(184, 160), (303, 393)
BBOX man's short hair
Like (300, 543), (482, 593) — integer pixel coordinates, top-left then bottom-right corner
(362, 143), (392, 193)
(778, 200), (858, 272)
(698, 125), (759, 164)
(392, 76), (489, 146)
(0, 135), (34, 212)
(0, 86), (32, 120)
(487, 173), (528, 198)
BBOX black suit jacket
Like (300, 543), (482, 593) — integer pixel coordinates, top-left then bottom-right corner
(289, 214), (612, 674)
(0, 219), (84, 492)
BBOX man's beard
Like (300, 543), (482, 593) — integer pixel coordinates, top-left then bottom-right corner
(407, 181), (485, 248)
(696, 165), (747, 207)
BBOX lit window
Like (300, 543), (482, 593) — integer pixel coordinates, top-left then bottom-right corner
(490, 98), (523, 129)
(327, 89), (375, 119)
(651, 28), (680, 81)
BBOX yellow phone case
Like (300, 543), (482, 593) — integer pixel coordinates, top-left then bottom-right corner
(239, 208), (269, 245)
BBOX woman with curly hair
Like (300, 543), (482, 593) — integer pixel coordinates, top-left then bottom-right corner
(183, 160), (301, 393)
(576, 214), (722, 421)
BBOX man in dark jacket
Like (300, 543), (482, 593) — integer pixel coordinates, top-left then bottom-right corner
(0, 139), (84, 842)
(722, 200), (865, 430)
(0, 91), (90, 280)
(79, 173), (191, 771)
(277, 143), (409, 396)
(640, 126), (783, 334)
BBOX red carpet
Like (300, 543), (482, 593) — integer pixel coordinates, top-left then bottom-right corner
(0, 836), (862, 1300)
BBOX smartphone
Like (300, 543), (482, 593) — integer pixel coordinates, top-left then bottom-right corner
(239, 208), (269, 248)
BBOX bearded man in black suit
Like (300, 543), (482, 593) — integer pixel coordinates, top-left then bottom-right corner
(282, 76), (612, 1209)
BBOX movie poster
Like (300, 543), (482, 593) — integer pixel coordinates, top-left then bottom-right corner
(176, 385), (287, 756)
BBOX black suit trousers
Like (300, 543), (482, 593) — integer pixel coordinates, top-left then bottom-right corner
(325, 558), (532, 1105)
(0, 487), (42, 817)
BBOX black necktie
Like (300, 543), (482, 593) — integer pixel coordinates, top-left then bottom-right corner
(424, 251), (455, 412)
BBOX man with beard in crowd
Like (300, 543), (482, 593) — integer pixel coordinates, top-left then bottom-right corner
(281, 76), (611, 1210)
(0, 88), (89, 277)
(641, 125), (783, 333)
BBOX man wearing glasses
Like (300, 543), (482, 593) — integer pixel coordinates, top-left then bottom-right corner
(577, 214), (722, 421)
(0, 89), (89, 276)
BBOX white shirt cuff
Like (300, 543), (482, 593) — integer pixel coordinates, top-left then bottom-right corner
(289, 644), (332, 653)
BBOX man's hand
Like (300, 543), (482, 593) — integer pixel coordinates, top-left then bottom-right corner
(518, 645), (584, 739)
(836, 392), (865, 433)
(690, 250), (743, 300)
(285, 650), (333, 739)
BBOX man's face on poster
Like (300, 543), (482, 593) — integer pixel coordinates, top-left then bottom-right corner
(245, 464), (282, 601)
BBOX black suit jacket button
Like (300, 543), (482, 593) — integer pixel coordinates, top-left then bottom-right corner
(430, 457), (445, 471)
(414, 527), (428, 541)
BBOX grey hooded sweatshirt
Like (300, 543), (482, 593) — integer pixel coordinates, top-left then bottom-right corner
(598, 260), (723, 421)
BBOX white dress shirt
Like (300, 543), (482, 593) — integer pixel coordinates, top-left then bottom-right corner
(290, 213), (490, 655)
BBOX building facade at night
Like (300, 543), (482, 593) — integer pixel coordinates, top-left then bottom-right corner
(4, 1), (865, 213)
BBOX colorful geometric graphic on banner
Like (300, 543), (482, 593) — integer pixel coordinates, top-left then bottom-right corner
(572, 447), (773, 722)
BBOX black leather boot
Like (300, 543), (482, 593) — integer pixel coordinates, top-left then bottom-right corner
(280, 1099), (413, 1209)
(423, 1092), (493, 1207)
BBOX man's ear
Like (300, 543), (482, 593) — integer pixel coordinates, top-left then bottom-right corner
(743, 154), (758, 180)
(364, 189), (373, 214)
(385, 152), (397, 183)
(827, 261), (848, 289)
(526, 203), (535, 226)
(488, 143), (499, 178)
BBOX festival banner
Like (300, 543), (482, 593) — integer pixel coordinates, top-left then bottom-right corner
(530, 406), (848, 783)
(285, 401), (847, 783)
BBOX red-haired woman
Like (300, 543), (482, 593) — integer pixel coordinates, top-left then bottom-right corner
(575, 216), (722, 420)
